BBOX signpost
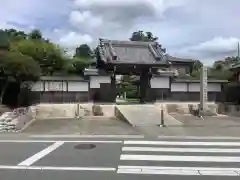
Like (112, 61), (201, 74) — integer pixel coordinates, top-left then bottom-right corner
(200, 66), (208, 116)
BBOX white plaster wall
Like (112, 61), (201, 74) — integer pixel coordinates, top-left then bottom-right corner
(188, 83), (222, 92)
(45, 81), (67, 91)
(68, 82), (88, 92)
(171, 83), (188, 92)
(207, 83), (221, 92)
(189, 83), (200, 92)
(90, 76), (111, 88)
(151, 77), (170, 88)
(31, 81), (44, 91)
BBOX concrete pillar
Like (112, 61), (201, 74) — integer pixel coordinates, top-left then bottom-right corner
(200, 66), (208, 115)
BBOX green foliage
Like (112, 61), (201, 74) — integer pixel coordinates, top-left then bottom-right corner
(119, 75), (138, 98)
(0, 31), (10, 49)
(4, 29), (27, 41)
(130, 30), (158, 42)
(10, 39), (66, 75)
(28, 29), (43, 40)
(3, 52), (41, 82)
(74, 44), (92, 58)
(0, 51), (41, 103)
(208, 68), (233, 80)
(65, 57), (91, 75)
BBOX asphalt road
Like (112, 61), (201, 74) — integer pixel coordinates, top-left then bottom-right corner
(1, 135), (240, 180)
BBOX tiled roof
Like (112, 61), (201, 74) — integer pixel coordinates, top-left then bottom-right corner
(40, 76), (86, 81)
(165, 55), (193, 63)
(174, 78), (228, 83)
(230, 62), (240, 70)
(98, 39), (168, 65)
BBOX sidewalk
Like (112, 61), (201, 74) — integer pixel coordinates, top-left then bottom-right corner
(137, 125), (240, 137)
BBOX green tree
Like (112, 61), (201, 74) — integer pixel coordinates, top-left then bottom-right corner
(130, 31), (158, 42)
(4, 29), (27, 41)
(11, 39), (66, 75)
(0, 31), (10, 51)
(0, 52), (41, 104)
(65, 57), (91, 75)
(192, 60), (203, 72)
(28, 29), (43, 40)
(74, 44), (93, 58)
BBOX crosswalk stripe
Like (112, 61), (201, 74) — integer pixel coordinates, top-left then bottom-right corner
(117, 169), (200, 176)
(120, 154), (240, 162)
(120, 139), (240, 176)
(118, 166), (240, 171)
(124, 140), (240, 146)
(117, 166), (240, 176)
(158, 136), (240, 140)
(117, 168), (240, 176)
(122, 146), (240, 153)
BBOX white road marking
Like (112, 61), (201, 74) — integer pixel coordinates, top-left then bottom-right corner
(122, 147), (240, 153)
(118, 166), (240, 176)
(30, 135), (144, 139)
(18, 141), (64, 166)
(124, 140), (240, 146)
(120, 154), (240, 162)
(118, 166), (240, 171)
(117, 169), (200, 175)
(0, 165), (116, 171)
(199, 170), (239, 176)
(117, 168), (240, 176)
(158, 136), (240, 140)
(0, 140), (122, 143)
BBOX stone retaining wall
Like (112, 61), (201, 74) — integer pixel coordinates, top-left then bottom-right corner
(34, 103), (117, 120)
(0, 107), (34, 132)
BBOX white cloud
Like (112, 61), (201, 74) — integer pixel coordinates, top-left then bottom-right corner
(0, 21), (17, 29)
(59, 31), (93, 49)
(3, 0), (240, 64)
(189, 37), (240, 54)
(74, 0), (183, 17)
(69, 10), (103, 28)
(175, 37), (240, 64)
(73, 0), (184, 26)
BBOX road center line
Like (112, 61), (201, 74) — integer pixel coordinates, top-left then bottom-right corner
(18, 141), (64, 166)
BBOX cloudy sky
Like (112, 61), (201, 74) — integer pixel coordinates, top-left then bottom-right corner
(1, 0), (240, 64)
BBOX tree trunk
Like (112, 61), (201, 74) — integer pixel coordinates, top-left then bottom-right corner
(0, 81), (8, 104)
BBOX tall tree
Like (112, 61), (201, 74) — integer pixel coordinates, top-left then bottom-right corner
(0, 52), (41, 104)
(192, 60), (203, 72)
(74, 44), (92, 59)
(28, 29), (43, 40)
(11, 39), (66, 75)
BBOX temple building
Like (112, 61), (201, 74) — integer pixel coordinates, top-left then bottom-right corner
(31, 39), (227, 103)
